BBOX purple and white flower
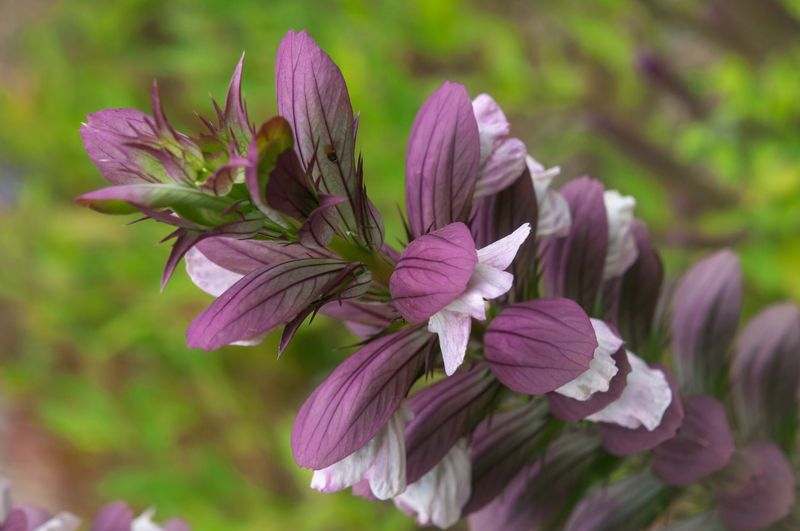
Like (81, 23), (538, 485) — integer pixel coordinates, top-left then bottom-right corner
(390, 222), (530, 375)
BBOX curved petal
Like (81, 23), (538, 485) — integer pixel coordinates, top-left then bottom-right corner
(587, 353), (671, 430)
(390, 223), (478, 323)
(652, 395), (735, 486)
(553, 319), (621, 401)
(475, 223), (531, 270)
(366, 405), (412, 500)
(596, 363), (684, 456)
(184, 247), (243, 297)
(547, 347), (631, 421)
(395, 440), (471, 529)
(602, 190), (638, 279)
(428, 309), (472, 376)
(484, 298), (596, 394)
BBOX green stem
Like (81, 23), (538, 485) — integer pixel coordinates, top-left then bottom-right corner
(328, 236), (395, 286)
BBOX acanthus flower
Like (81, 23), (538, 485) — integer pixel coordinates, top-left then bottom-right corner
(390, 222), (531, 375)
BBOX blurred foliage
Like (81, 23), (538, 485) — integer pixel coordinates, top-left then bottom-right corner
(0, 0), (798, 529)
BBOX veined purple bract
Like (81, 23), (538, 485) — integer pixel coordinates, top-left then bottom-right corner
(78, 29), (798, 530)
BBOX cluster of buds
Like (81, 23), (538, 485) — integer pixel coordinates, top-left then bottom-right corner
(78, 30), (799, 530)
(0, 480), (188, 531)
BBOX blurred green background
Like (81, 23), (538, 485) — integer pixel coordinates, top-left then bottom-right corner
(0, 0), (799, 529)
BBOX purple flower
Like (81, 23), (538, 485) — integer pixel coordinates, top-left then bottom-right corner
(652, 395), (735, 486)
(390, 222), (530, 375)
(311, 404), (412, 499)
(483, 298), (597, 394)
(77, 27), (800, 531)
(714, 441), (796, 531)
(291, 328), (432, 498)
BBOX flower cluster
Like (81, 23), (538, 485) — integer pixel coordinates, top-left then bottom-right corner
(0, 480), (188, 531)
(78, 30), (799, 530)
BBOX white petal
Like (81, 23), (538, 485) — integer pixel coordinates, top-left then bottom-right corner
(445, 289), (487, 321)
(34, 513), (81, 531)
(311, 437), (379, 493)
(428, 310), (472, 376)
(469, 263), (513, 301)
(555, 319), (621, 400)
(586, 352), (672, 430)
(527, 155), (571, 239)
(132, 508), (165, 531)
(394, 439), (471, 529)
(184, 247), (243, 297)
(536, 189), (572, 238)
(603, 190), (638, 279)
(473, 137), (527, 198)
(231, 333), (268, 347)
(527, 154), (561, 203)
(476, 223), (531, 270)
(366, 404), (413, 500)
(472, 94), (510, 164)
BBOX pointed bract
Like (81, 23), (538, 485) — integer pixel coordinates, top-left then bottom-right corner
(405, 365), (500, 484)
(276, 30), (380, 247)
(604, 219), (663, 352)
(186, 259), (370, 350)
(405, 82), (481, 237)
(463, 402), (550, 514)
(541, 177), (608, 313)
(471, 167), (539, 301)
(671, 249), (742, 393)
(730, 302), (800, 450)
(292, 328), (431, 469)
(195, 237), (327, 274)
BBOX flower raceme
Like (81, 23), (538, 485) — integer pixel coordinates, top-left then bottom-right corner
(78, 29), (798, 530)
